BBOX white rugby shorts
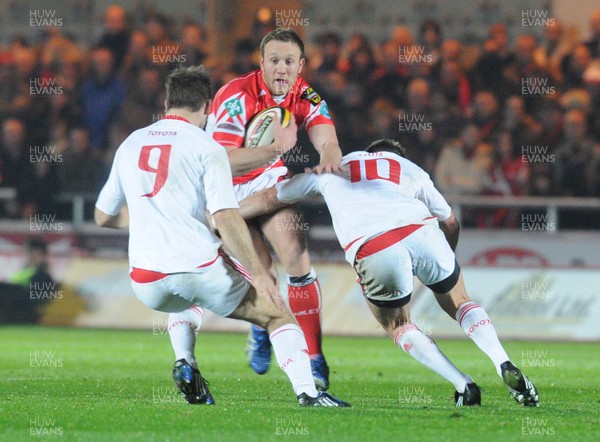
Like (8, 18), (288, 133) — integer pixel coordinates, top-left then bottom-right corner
(233, 166), (288, 201)
(130, 250), (251, 317)
(354, 223), (456, 304)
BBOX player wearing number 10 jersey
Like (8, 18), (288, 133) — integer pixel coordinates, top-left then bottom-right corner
(239, 139), (540, 407)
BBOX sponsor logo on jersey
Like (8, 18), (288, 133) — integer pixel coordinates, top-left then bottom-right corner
(224, 98), (243, 117)
(319, 101), (331, 119)
(147, 130), (177, 136)
(301, 87), (322, 105)
(216, 122), (243, 133)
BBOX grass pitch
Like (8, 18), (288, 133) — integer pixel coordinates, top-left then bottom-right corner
(1, 327), (599, 441)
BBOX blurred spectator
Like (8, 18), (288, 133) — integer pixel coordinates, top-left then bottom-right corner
(418, 19), (442, 79)
(441, 39), (464, 65)
(10, 237), (54, 291)
(501, 95), (542, 152)
(59, 126), (106, 194)
(145, 13), (179, 77)
(497, 130), (529, 196)
(0, 118), (29, 189)
(368, 98), (397, 138)
(40, 28), (83, 76)
(506, 34), (554, 113)
(0, 47), (50, 146)
(560, 88), (591, 114)
(399, 78), (439, 171)
(81, 47), (126, 150)
(97, 5), (130, 69)
(534, 20), (572, 82)
(429, 88), (468, 142)
(118, 67), (164, 131)
(47, 120), (70, 156)
(535, 100), (563, 146)
(470, 91), (501, 143)
(146, 13), (175, 48)
(0, 237), (57, 324)
(554, 109), (598, 196)
(419, 19), (442, 64)
(315, 32), (343, 75)
(554, 108), (600, 227)
(584, 9), (600, 58)
(582, 60), (600, 141)
(372, 33), (412, 106)
(561, 43), (592, 90)
(47, 89), (84, 131)
(229, 38), (259, 75)
(435, 59), (472, 113)
(472, 23), (514, 97)
(342, 34), (376, 85)
(52, 56), (84, 92)
(477, 133), (519, 227)
(16, 160), (60, 219)
(587, 144), (600, 197)
(180, 23), (208, 66)
(434, 124), (494, 197)
(121, 30), (152, 88)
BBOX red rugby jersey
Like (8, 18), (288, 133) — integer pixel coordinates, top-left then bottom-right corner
(208, 69), (333, 184)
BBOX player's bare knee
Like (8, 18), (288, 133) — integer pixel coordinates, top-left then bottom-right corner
(263, 312), (296, 333)
(366, 294), (412, 335)
(278, 238), (309, 273)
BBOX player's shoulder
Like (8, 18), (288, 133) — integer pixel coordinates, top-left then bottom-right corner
(215, 70), (261, 98)
(294, 76), (324, 105)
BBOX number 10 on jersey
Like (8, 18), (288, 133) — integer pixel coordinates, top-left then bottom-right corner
(348, 158), (401, 184)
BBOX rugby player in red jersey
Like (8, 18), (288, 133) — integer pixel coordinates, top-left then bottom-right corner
(205, 28), (342, 389)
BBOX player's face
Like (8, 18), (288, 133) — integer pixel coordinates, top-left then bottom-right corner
(260, 40), (304, 96)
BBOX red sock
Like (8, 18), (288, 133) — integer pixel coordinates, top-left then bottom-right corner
(287, 269), (322, 357)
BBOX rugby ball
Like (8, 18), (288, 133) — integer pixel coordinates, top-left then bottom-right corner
(244, 106), (291, 148)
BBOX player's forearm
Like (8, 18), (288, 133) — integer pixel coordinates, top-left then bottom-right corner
(439, 213), (460, 251)
(227, 144), (280, 176)
(318, 143), (343, 165)
(238, 188), (287, 220)
(308, 124), (342, 165)
(212, 208), (269, 277)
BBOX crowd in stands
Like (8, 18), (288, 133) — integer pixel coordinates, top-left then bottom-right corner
(1, 5), (600, 227)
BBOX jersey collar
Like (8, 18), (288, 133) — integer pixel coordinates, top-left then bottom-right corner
(163, 115), (192, 124)
(257, 71), (296, 108)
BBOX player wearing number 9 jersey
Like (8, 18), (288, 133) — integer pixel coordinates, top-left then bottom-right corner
(96, 115), (236, 274)
(238, 139), (540, 407)
(94, 66), (350, 408)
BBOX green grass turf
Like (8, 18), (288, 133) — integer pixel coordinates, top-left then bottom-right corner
(1, 327), (599, 441)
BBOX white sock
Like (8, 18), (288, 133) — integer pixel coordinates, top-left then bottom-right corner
(168, 306), (204, 368)
(456, 301), (510, 376)
(395, 324), (470, 393)
(269, 323), (318, 398)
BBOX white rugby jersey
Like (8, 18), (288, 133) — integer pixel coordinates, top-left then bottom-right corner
(275, 151), (452, 263)
(96, 116), (239, 273)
